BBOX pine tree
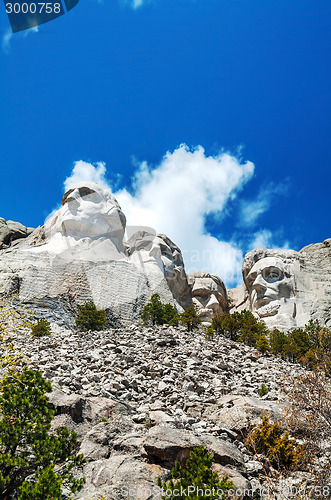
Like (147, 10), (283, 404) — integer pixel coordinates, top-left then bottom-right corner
(141, 294), (179, 326)
(179, 305), (201, 332)
(162, 303), (178, 326)
(238, 309), (268, 347)
(157, 446), (233, 499)
(245, 415), (303, 470)
(0, 368), (86, 499)
(256, 334), (270, 354)
(75, 300), (108, 331)
(141, 294), (167, 326)
(269, 329), (288, 356)
(212, 312), (241, 341)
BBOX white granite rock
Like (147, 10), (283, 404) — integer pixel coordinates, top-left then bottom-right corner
(0, 183), (186, 325)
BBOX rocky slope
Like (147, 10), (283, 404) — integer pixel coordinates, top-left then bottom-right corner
(6, 323), (329, 499)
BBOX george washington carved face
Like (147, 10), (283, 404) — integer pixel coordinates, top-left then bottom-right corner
(59, 183), (126, 242)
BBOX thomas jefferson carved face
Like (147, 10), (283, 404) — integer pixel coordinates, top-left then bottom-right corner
(57, 182), (126, 242)
(246, 257), (294, 318)
(127, 231), (191, 308)
(188, 272), (227, 324)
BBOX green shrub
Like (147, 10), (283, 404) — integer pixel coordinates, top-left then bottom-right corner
(179, 305), (201, 332)
(237, 310), (268, 347)
(76, 301), (108, 331)
(31, 318), (51, 338)
(245, 415), (303, 470)
(0, 368), (86, 499)
(162, 303), (178, 326)
(205, 325), (214, 340)
(258, 383), (269, 397)
(256, 334), (270, 354)
(157, 445), (233, 499)
(269, 328), (288, 356)
(141, 294), (178, 326)
(212, 311), (241, 341)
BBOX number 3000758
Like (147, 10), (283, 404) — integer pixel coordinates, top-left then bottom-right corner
(5, 3), (61, 14)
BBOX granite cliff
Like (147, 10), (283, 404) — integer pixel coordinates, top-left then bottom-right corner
(0, 182), (330, 331)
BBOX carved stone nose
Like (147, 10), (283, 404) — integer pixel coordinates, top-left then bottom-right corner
(206, 294), (219, 309)
(252, 274), (267, 290)
(66, 189), (80, 203)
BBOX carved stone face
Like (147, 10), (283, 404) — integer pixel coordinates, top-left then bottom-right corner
(59, 183), (126, 242)
(127, 231), (191, 309)
(188, 272), (227, 324)
(246, 257), (294, 318)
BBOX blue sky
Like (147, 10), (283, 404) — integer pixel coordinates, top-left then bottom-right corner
(0, 0), (330, 287)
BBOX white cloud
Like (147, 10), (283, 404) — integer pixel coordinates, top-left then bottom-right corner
(2, 26), (39, 54)
(64, 161), (111, 192)
(62, 147), (294, 286)
(132, 0), (144, 7)
(2, 29), (13, 54)
(105, 144), (254, 286)
(123, 0), (149, 9)
(238, 181), (289, 227)
(249, 228), (289, 251)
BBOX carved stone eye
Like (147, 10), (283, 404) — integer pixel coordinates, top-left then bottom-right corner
(78, 187), (96, 198)
(263, 267), (282, 280)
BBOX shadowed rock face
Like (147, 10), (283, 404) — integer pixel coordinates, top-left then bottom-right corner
(230, 240), (331, 330)
(187, 272), (228, 325)
(0, 218), (34, 248)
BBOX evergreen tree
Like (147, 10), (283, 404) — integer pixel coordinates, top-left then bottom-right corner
(141, 294), (167, 326)
(162, 303), (178, 326)
(141, 294), (179, 327)
(256, 334), (270, 354)
(157, 446), (233, 499)
(205, 325), (214, 341)
(212, 312), (241, 341)
(0, 368), (86, 499)
(179, 305), (201, 332)
(75, 301), (108, 331)
(238, 309), (268, 347)
(269, 329), (288, 356)
(286, 328), (312, 362)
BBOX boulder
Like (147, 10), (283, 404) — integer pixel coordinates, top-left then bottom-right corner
(75, 455), (163, 500)
(143, 425), (245, 468)
(205, 395), (282, 434)
(0, 217), (33, 247)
